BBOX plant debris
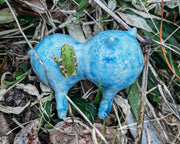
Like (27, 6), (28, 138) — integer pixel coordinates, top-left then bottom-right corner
(0, 0), (179, 143)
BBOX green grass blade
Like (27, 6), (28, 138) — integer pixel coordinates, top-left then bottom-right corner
(37, 92), (53, 133)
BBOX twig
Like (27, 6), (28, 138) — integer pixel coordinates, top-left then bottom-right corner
(146, 86), (158, 94)
(152, 40), (180, 56)
(172, 131), (180, 144)
(157, 84), (180, 120)
(121, 112), (173, 131)
(0, 71), (28, 97)
(24, 1), (45, 11)
(145, 95), (169, 143)
(158, 112), (179, 127)
(134, 38), (151, 144)
(113, 103), (123, 134)
(164, 26), (180, 42)
(72, 0), (103, 31)
(149, 63), (180, 120)
(5, 1), (33, 49)
(6, 120), (32, 135)
(139, 0), (159, 33)
(147, 130), (150, 144)
(12, 118), (24, 129)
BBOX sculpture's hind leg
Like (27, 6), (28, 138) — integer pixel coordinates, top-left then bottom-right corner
(98, 89), (117, 119)
(53, 87), (69, 119)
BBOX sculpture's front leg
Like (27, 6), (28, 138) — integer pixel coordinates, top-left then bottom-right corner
(98, 88), (117, 119)
(53, 87), (69, 119)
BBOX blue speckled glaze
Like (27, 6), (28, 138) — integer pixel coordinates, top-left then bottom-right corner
(28, 28), (144, 119)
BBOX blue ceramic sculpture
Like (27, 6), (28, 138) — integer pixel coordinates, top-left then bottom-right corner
(28, 28), (144, 119)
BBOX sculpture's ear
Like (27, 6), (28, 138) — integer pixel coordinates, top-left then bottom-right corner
(107, 36), (118, 51)
(127, 28), (137, 37)
(108, 36), (116, 44)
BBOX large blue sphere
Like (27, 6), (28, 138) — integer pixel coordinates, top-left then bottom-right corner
(28, 28), (144, 119)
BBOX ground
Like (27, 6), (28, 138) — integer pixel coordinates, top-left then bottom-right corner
(0, 0), (180, 144)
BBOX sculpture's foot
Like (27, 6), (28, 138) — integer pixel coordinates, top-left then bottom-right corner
(55, 89), (68, 119)
(57, 110), (67, 119)
(98, 101), (112, 119)
(98, 89), (116, 119)
(98, 110), (108, 119)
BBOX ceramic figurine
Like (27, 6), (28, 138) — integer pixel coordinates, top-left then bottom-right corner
(28, 28), (144, 119)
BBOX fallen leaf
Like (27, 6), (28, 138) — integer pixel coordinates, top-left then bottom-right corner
(0, 8), (15, 24)
(40, 82), (51, 93)
(16, 83), (40, 98)
(14, 119), (40, 144)
(1, 72), (11, 89)
(114, 95), (130, 120)
(126, 82), (140, 120)
(117, 12), (152, 32)
(132, 0), (157, 11)
(49, 122), (75, 144)
(108, 0), (116, 11)
(26, 0), (47, 14)
(126, 7), (160, 20)
(0, 89), (6, 101)
(67, 16), (86, 42)
(128, 111), (163, 144)
(166, 0), (179, 8)
(0, 101), (30, 114)
(0, 113), (12, 144)
(16, 0), (47, 14)
(49, 118), (121, 144)
(0, 136), (10, 144)
(50, 9), (64, 20)
(82, 25), (93, 40)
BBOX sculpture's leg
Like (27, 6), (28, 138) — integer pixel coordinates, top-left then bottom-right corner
(98, 89), (116, 119)
(54, 87), (69, 119)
